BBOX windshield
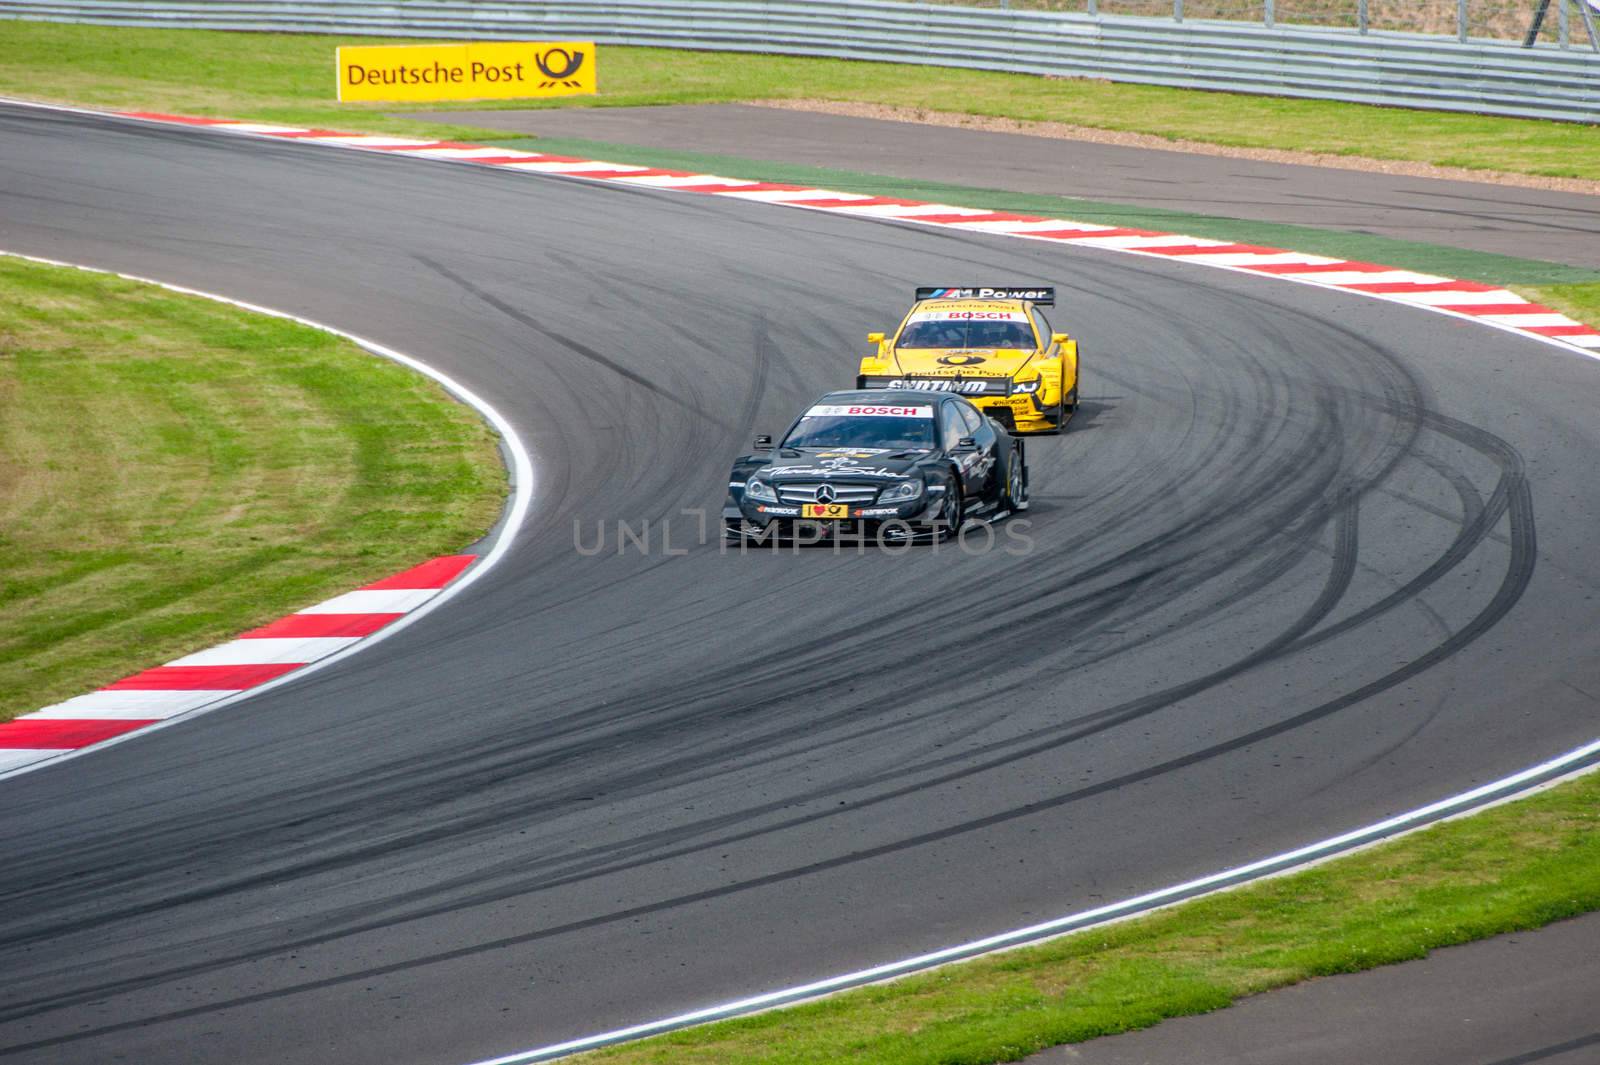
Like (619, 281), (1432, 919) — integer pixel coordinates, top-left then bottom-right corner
(784, 404), (937, 451)
(898, 314), (1035, 350)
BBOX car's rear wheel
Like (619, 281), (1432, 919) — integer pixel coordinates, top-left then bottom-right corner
(1001, 448), (1028, 513)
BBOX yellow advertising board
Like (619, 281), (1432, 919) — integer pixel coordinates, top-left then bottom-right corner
(336, 41), (596, 103)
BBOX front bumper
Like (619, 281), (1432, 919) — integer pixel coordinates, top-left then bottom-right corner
(974, 393), (1057, 433)
(725, 494), (946, 541)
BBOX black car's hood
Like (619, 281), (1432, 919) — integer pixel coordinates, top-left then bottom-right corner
(760, 449), (934, 480)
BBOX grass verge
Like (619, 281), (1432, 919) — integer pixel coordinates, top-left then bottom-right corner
(1525, 282), (1600, 332)
(0, 256), (505, 722)
(1, 21), (1598, 180)
(581, 766), (1600, 1064)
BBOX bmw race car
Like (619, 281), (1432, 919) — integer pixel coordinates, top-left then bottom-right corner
(725, 389), (1027, 542)
(856, 286), (1078, 433)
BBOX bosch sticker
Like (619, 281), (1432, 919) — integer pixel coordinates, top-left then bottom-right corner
(806, 405), (933, 418)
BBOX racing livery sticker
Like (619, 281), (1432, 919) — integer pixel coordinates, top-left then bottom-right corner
(915, 286), (1055, 304)
(805, 404), (932, 418)
(778, 466), (905, 478)
(887, 379), (990, 393)
(909, 309), (1028, 322)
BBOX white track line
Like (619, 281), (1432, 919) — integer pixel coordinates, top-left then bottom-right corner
(0, 249), (536, 783)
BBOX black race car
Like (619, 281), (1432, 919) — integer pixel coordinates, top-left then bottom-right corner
(724, 389), (1027, 542)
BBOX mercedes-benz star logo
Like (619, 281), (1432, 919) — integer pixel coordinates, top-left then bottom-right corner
(815, 484), (837, 504)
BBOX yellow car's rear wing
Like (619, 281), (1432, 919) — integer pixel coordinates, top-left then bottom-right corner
(914, 286), (1054, 306)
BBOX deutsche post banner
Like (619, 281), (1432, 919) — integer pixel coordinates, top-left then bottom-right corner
(337, 41), (596, 103)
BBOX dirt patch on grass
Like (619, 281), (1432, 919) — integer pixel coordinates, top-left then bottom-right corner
(751, 98), (1600, 197)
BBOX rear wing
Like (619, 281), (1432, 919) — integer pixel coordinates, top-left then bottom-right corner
(916, 286), (1054, 306)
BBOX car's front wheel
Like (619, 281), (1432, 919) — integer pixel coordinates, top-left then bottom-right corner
(1049, 384), (1075, 432)
(930, 484), (963, 541)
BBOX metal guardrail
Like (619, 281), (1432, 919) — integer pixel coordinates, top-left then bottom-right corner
(933, 1), (1599, 51)
(2, 0), (1597, 123)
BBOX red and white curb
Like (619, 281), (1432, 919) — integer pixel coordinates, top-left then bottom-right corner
(0, 249), (535, 782)
(0, 555), (474, 776)
(23, 101), (1596, 362)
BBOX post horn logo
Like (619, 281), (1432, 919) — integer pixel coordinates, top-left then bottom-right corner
(536, 47), (586, 88)
(938, 353), (987, 366)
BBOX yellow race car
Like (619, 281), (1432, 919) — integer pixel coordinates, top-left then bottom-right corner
(856, 286), (1078, 434)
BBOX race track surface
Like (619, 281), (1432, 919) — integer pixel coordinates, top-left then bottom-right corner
(2, 102), (1599, 1065)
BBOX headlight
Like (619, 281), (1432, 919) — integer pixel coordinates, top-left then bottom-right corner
(1012, 378), (1041, 394)
(878, 479), (924, 504)
(745, 478), (778, 503)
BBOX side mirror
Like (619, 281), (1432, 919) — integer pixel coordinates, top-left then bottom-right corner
(754, 434), (773, 450)
(1051, 332), (1070, 347)
(953, 436), (978, 453)
(867, 332), (885, 344)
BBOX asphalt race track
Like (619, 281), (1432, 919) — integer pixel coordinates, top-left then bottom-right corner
(2, 102), (1599, 1065)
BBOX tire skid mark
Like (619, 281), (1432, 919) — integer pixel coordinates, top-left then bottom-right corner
(0, 304), (1509, 940)
(0, 465), (1533, 1056)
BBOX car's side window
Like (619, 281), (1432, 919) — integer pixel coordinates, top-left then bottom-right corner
(942, 403), (968, 448)
(1031, 306), (1053, 345)
(958, 402), (984, 435)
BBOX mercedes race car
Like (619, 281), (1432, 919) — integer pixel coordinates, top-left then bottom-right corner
(856, 286), (1078, 434)
(725, 389), (1027, 543)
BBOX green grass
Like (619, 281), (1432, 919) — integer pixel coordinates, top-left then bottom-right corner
(1525, 281), (1600, 329)
(579, 767), (1600, 1064)
(0, 256), (505, 721)
(2, 21), (1598, 180)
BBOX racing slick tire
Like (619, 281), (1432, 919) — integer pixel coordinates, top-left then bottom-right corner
(1000, 446), (1028, 514)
